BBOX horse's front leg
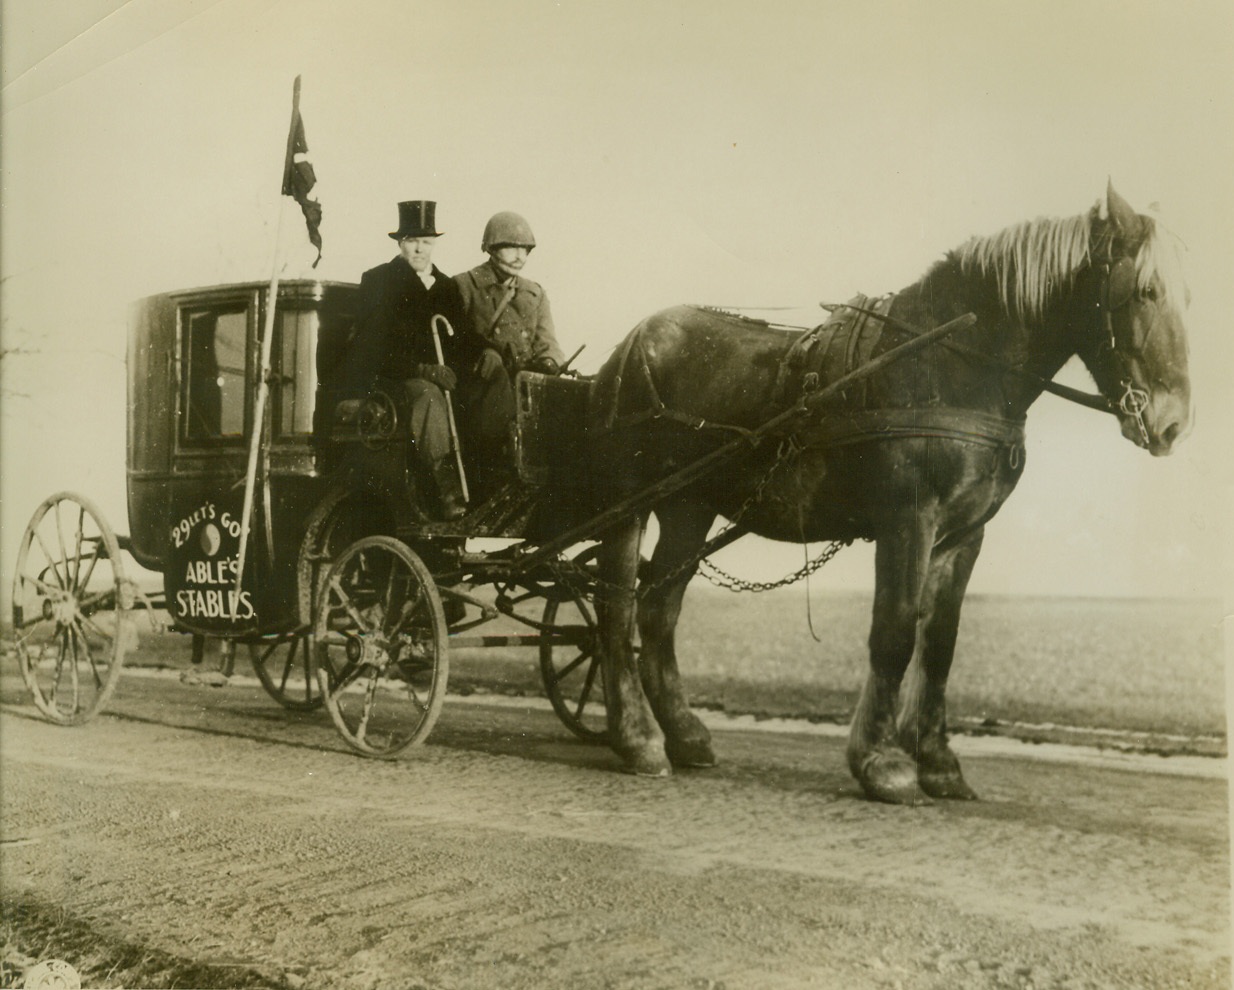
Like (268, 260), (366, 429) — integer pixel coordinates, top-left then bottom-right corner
(597, 513), (671, 777)
(638, 500), (717, 768)
(848, 514), (937, 805)
(898, 528), (984, 800)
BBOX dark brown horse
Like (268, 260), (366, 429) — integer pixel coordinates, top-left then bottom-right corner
(586, 183), (1192, 803)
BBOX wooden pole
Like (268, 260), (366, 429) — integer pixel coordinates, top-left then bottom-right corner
(231, 79), (299, 618)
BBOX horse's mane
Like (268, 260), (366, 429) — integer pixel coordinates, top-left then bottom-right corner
(952, 205), (1189, 320)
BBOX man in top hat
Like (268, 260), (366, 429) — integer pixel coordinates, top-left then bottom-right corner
(336, 200), (477, 520)
(453, 211), (565, 487)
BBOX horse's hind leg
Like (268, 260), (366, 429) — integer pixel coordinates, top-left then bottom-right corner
(848, 519), (935, 805)
(597, 513), (671, 777)
(638, 500), (717, 768)
(898, 529), (983, 800)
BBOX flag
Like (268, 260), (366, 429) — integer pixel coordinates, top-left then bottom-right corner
(281, 75), (322, 267)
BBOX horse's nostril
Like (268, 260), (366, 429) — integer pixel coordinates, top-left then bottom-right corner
(1161, 421), (1182, 446)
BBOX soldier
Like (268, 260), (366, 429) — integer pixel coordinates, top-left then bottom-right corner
(337, 200), (475, 520)
(453, 211), (565, 492)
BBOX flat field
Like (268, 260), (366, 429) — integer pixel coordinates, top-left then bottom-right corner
(101, 590), (1226, 751)
(451, 590), (1226, 746)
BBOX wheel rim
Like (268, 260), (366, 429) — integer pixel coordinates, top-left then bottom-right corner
(539, 549), (607, 742)
(249, 632), (321, 710)
(11, 492), (130, 725)
(313, 536), (448, 757)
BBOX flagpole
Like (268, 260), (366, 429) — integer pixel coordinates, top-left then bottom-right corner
(232, 78), (301, 618)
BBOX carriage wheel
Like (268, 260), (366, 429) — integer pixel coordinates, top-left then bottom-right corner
(539, 546), (608, 742)
(249, 632), (321, 711)
(313, 536), (448, 758)
(11, 492), (132, 725)
(296, 487), (390, 627)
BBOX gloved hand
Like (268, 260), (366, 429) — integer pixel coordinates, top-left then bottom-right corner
(474, 348), (505, 381)
(415, 363), (457, 391)
(526, 356), (560, 375)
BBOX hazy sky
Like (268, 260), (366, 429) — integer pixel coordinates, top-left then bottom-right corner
(2, 0), (1231, 600)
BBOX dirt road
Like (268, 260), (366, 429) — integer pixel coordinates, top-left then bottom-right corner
(1, 671), (1228, 990)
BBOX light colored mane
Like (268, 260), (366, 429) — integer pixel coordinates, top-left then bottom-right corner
(955, 207), (1189, 320)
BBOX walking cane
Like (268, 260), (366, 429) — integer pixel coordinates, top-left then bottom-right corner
(430, 315), (470, 503)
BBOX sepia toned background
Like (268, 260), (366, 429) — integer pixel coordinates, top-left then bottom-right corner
(2, 0), (1231, 602)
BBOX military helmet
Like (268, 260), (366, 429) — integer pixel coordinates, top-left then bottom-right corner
(481, 211), (536, 252)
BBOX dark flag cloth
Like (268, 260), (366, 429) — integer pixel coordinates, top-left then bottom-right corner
(281, 75), (322, 267)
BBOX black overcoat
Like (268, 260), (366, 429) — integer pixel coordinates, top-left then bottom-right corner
(336, 257), (475, 399)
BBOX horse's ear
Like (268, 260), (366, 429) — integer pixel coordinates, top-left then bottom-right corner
(1105, 180), (1143, 237)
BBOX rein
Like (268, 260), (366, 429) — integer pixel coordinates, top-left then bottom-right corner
(816, 300), (1115, 415)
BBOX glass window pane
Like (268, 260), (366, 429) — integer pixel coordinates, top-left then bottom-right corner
(278, 309), (317, 435)
(184, 306), (247, 440)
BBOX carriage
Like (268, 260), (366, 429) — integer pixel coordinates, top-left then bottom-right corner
(11, 184), (1192, 803)
(11, 277), (609, 756)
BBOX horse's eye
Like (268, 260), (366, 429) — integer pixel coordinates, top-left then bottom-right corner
(1140, 285), (1158, 302)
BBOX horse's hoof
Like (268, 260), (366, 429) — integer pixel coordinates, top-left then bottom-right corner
(919, 770), (978, 801)
(618, 745), (672, 778)
(666, 737), (717, 769)
(623, 760), (672, 779)
(856, 753), (932, 806)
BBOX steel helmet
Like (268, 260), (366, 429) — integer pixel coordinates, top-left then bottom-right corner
(481, 211), (536, 252)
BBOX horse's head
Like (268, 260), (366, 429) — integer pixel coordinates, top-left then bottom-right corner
(1077, 182), (1192, 456)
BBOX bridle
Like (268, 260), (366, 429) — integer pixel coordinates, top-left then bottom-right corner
(1092, 241), (1152, 446)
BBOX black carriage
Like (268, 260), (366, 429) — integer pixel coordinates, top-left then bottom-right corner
(11, 279), (606, 756)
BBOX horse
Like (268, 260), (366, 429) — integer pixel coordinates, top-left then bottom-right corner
(585, 182), (1191, 804)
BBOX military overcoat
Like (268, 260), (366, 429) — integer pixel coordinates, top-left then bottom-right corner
(453, 262), (564, 372)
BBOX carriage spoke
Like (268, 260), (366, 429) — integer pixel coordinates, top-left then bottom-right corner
(70, 620), (105, 690)
(353, 672), (382, 747)
(386, 585), (427, 639)
(55, 502), (71, 593)
(68, 625), (84, 713)
(572, 653), (601, 721)
(77, 587), (117, 611)
(326, 660), (363, 696)
(77, 539), (103, 598)
(20, 572), (69, 600)
(77, 612), (116, 646)
(545, 641), (593, 685)
(327, 575), (375, 633)
(32, 531), (67, 591)
(70, 504), (86, 590)
(274, 642), (296, 696)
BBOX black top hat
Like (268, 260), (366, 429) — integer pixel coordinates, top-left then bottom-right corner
(388, 200), (442, 240)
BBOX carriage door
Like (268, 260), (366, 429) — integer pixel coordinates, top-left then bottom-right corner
(164, 294), (264, 635)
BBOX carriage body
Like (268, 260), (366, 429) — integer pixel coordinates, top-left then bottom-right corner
(126, 279), (360, 636)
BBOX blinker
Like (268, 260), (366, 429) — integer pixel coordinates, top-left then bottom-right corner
(1104, 256), (1137, 311)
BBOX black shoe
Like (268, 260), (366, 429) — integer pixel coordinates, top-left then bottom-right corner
(439, 492), (467, 521)
(432, 460), (468, 520)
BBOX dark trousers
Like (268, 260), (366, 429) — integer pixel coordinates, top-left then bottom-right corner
(457, 367), (517, 495)
(387, 378), (465, 511)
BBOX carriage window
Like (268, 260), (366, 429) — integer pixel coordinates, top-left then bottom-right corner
(278, 308), (317, 436)
(182, 306), (248, 441)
